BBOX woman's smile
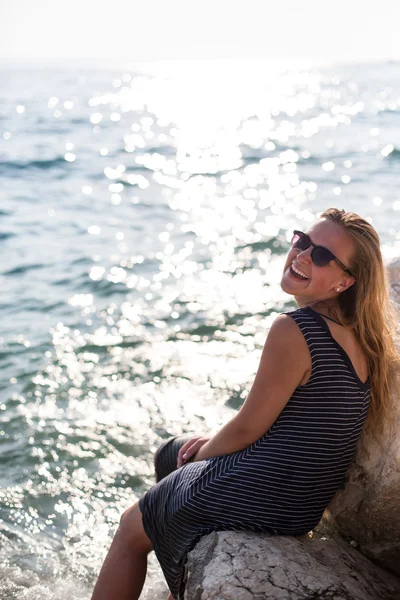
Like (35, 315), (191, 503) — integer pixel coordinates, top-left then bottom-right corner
(290, 263), (310, 281)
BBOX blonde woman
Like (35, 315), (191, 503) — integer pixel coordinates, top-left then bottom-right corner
(91, 208), (398, 600)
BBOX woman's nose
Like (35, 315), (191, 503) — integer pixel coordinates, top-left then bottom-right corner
(296, 248), (312, 264)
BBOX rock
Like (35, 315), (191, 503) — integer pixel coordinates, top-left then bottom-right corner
(325, 267), (400, 575)
(325, 420), (400, 575)
(185, 527), (400, 599)
(387, 257), (400, 287)
(388, 258), (400, 305)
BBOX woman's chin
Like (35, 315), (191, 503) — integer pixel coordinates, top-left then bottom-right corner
(280, 277), (290, 292)
(281, 281), (297, 296)
(281, 284), (308, 306)
(281, 271), (298, 291)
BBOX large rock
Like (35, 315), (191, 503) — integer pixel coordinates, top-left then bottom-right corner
(326, 417), (400, 575)
(326, 264), (400, 575)
(185, 526), (400, 599)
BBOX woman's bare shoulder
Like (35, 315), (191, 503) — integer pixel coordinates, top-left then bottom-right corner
(268, 312), (308, 346)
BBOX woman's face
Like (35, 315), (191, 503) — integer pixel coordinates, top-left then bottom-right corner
(280, 218), (356, 306)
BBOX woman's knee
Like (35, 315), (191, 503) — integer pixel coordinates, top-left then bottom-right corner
(154, 435), (190, 482)
(119, 502), (152, 553)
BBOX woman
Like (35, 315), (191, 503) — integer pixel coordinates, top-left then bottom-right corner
(91, 208), (398, 600)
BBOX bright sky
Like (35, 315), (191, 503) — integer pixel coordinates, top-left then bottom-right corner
(1, 0), (399, 64)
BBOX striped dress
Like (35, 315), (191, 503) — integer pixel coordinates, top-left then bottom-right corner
(139, 306), (371, 599)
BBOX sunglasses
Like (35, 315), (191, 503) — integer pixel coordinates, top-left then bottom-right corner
(291, 230), (354, 277)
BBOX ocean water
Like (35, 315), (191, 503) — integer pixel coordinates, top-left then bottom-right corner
(0, 58), (400, 599)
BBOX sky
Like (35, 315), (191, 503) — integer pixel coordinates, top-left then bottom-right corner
(1, 0), (400, 65)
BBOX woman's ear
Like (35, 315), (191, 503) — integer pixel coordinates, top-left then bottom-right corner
(338, 276), (356, 292)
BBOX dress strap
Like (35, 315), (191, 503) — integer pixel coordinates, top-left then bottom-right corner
(312, 311), (343, 326)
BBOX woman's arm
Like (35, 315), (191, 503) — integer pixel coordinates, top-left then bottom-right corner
(194, 314), (311, 461)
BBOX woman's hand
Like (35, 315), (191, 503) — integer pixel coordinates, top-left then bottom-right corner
(177, 436), (211, 468)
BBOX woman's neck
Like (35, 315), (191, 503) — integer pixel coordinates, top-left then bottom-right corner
(297, 298), (342, 322)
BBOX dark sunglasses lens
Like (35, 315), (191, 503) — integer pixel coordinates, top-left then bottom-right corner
(311, 247), (334, 267)
(291, 232), (310, 250)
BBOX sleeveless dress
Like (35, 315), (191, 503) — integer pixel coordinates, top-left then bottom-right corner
(138, 307), (371, 599)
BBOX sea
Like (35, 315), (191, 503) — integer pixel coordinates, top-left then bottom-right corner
(0, 57), (400, 599)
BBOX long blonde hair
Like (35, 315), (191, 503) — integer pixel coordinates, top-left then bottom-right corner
(321, 208), (399, 440)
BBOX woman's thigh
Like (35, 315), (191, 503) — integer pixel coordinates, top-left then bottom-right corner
(121, 501), (153, 553)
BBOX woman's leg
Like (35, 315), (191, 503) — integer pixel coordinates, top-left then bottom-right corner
(91, 436), (190, 600)
(91, 501), (152, 600)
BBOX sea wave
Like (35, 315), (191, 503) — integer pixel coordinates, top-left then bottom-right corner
(0, 156), (70, 172)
